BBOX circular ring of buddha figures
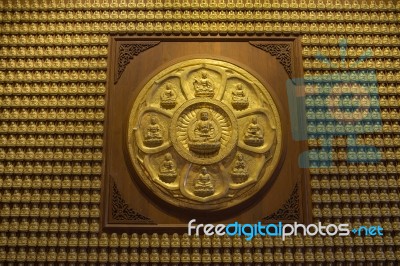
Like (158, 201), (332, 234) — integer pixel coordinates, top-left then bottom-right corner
(127, 59), (282, 211)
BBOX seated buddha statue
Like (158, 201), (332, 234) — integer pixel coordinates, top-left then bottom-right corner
(193, 71), (214, 98)
(231, 83), (249, 110)
(244, 117), (264, 146)
(188, 109), (221, 154)
(193, 167), (215, 197)
(158, 153), (177, 183)
(160, 83), (177, 109)
(230, 153), (249, 183)
(143, 115), (163, 147)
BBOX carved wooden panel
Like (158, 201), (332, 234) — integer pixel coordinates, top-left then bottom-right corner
(250, 42), (294, 79)
(114, 42), (160, 83)
(102, 37), (309, 231)
(111, 178), (154, 224)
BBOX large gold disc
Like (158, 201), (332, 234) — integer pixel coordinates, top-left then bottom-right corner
(127, 59), (282, 211)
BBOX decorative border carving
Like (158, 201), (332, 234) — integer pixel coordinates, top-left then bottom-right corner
(115, 41), (160, 83)
(111, 181), (154, 223)
(263, 183), (300, 221)
(250, 42), (293, 79)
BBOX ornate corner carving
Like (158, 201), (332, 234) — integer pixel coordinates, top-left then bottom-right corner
(115, 42), (160, 83)
(111, 181), (154, 223)
(263, 183), (300, 221)
(249, 42), (293, 79)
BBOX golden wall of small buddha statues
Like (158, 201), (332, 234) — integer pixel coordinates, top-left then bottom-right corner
(0, 0), (399, 264)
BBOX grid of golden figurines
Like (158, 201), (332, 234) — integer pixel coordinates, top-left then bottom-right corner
(0, 0), (400, 264)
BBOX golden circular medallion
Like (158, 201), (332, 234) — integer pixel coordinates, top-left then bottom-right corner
(127, 59), (282, 211)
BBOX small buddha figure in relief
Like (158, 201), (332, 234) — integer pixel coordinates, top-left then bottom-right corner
(193, 167), (215, 197)
(158, 153), (178, 183)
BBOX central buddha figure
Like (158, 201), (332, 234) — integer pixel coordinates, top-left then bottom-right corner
(193, 71), (215, 98)
(188, 109), (221, 155)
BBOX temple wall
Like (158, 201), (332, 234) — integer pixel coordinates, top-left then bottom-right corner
(0, 0), (399, 264)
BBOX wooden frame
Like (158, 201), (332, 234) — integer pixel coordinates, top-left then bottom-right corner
(101, 36), (311, 232)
